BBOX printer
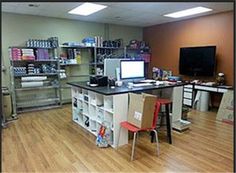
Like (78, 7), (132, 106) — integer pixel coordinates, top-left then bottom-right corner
(90, 75), (108, 87)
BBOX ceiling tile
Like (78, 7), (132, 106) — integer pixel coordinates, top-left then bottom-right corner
(2, 2), (234, 27)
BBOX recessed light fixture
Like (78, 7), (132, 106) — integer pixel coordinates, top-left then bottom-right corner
(164, 6), (212, 18)
(68, 3), (107, 16)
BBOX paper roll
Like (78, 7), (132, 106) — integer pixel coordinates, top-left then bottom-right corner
(21, 76), (47, 81)
(21, 81), (44, 88)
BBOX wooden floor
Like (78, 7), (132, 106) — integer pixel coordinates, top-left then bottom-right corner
(2, 105), (233, 172)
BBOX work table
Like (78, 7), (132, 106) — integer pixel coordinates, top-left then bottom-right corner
(67, 81), (186, 95)
(68, 80), (186, 148)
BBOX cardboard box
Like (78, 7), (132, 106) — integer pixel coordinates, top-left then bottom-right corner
(128, 93), (157, 129)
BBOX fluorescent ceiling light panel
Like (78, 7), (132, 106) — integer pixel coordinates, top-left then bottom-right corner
(68, 3), (107, 16)
(164, 7), (212, 18)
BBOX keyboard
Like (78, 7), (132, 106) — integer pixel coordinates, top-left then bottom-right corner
(133, 83), (153, 87)
(139, 79), (156, 83)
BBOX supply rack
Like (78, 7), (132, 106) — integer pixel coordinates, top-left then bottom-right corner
(58, 45), (125, 103)
(9, 46), (62, 114)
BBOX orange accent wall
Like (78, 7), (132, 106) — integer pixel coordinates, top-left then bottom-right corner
(143, 11), (234, 86)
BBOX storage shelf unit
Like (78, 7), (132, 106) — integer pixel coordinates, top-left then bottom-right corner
(15, 85), (59, 91)
(14, 73), (58, 77)
(9, 46), (62, 114)
(59, 46), (125, 74)
(10, 46), (55, 50)
(16, 105), (61, 113)
(59, 46), (125, 103)
(59, 45), (95, 49)
(11, 59), (58, 62)
(59, 46), (94, 103)
(16, 97), (60, 107)
(71, 87), (128, 148)
(59, 43), (151, 104)
(95, 46), (125, 75)
(59, 45), (151, 76)
(124, 46), (151, 78)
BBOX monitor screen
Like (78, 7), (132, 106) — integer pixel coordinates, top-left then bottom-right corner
(120, 60), (145, 79)
(179, 46), (216, 76)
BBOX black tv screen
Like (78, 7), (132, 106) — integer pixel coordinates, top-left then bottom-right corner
(179, 46), (216, 76)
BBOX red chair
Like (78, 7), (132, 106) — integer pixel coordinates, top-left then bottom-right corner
(118, 102), (161, 161)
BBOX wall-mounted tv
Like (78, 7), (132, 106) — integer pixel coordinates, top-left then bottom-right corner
(179, 46), (216, 76)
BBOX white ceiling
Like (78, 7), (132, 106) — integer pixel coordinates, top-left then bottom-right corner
(2, 2), (234, 27)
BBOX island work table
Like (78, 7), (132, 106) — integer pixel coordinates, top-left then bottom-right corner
(67, 81), (186, 148)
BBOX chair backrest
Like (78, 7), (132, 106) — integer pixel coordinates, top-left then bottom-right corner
(152, 102), (161, 129)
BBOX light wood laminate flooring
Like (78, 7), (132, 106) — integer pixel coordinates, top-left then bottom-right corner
(2, 105), (233, 172)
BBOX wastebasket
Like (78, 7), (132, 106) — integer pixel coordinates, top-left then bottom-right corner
(194, 91), (210, 112)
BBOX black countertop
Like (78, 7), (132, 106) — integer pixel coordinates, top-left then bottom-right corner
(67, 81), (186, 95)
(193, 83), (233, 89)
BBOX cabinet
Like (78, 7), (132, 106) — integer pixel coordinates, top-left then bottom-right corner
(9, 47), (62, 114)
(71, 87), (128, 148)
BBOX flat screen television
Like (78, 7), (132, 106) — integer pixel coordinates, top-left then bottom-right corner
(179, 46), (216, 76)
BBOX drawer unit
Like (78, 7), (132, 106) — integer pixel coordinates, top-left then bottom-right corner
(183, 84), (194, 107)
(183, 98), (192, 106)
(184, 92), (192, 99)
(184, 88), (193, 92)
(182, 84), (232, 109)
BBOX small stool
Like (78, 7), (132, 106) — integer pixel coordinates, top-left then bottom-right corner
(152, 98), (172, 144)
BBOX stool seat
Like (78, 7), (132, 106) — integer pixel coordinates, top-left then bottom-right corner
(156, 98), (172, 105)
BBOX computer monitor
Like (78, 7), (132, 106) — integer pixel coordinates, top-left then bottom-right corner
(120, 60), (145, 80)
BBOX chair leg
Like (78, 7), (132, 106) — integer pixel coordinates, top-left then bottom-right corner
(152, 129), (160, 156)
(150, 131), (155, 143)
(131, 132), (137, 161)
